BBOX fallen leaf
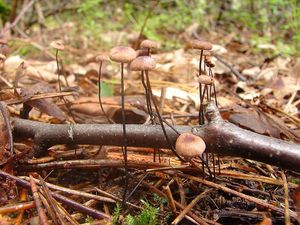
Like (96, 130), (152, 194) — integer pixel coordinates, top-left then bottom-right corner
(228, 105), (300, 141)
(20, 82), (67, 121)
(0, 102), (12, 165)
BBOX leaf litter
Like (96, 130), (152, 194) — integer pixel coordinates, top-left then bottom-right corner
(0, 23), (299, 225)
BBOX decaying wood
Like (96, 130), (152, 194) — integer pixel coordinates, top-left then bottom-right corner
(12, 103), (300, 172)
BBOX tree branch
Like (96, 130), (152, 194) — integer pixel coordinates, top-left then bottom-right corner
(12, 103), (300, 172)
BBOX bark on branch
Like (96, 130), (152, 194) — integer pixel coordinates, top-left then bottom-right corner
(12, 103), (300, 172)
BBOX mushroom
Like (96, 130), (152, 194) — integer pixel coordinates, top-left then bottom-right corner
(198, 74), (213, 85)
(189, 39), (213, 125)
(206, 62), (218, 107)
(50, 40), (65, 92)
(130, 56), (156, 122)
(140, 39), (159, 56)
(190, 39), (212, 75)
(109, 46), (136, 206)
(175, 133), (206, 161)
(95, 53), (113, 123)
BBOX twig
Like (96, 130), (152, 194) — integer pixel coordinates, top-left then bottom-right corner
(280, 171), (291, 225)
(29, 174), (49, 225)
(163, 185), (177, 215)
(133, 1), (159, 49)
(20, 175), (115, 203)
(176, 173), (298, 220)
(0, 0), (36, 37)
(16, 159), (181, 171)
(172, 189), (213, 225)
(39, 176), (67, 225)
(5, 92), (73, 105)
(141, 180), (213, 225)
(11, 103), (300, 172)
(213, 54), (247, 81)
(0, 201), (35, 214)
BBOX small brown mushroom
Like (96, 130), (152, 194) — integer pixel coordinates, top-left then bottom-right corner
(175, 133), (206, 161)
(130, 56), (156, 71)
(190, 40), (213, 50)
(140, 39), (159, 55)
(96, 53), (110, 63)
(109, 45), (136, 206)
(50, 40), (65, 51)
(109, 46), (136, 63)
(130, 56), (156, 123)
(198, 75), (213, 85)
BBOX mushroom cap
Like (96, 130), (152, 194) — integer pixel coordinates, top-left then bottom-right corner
(190, 40), (213, 50)
(140, 39), (159, 49)
(0, 53), (6, 61)
(175, 133), (206, 160)
(130, 56), (156, 71)
(198, 75), (213, 85)
(109, 46), (136, 63)
(96, 53), (110, 62)
(50, 40), (65, 51)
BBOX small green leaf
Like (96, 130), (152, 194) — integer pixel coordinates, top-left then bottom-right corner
(100, 82), (114, 97)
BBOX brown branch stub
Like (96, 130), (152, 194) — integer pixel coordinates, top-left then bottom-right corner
(11, 103), (300, 172)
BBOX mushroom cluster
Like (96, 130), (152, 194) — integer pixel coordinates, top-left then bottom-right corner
(189, 39), (217, 125)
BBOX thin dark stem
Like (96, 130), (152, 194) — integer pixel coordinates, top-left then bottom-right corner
(141, 71), (154, 124)
(212, 154), (216, 181)
(151, 112), (180, 135)
(55, 50), (75, 122)
(120, 63), (128, 208)
(125, 174), (148, 202)
(145, 70), (185, 161)
(59, 57), (69, 87)
(55, 50), (61, 92)
(198, 83), (203, 124)
(209, 67), (218, 107)
(199, 50), (203, 75)
(98, 61), (114, 124)
(199, 85), (207, 125)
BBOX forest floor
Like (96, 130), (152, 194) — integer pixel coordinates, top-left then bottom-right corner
(0, 17), (300, 225)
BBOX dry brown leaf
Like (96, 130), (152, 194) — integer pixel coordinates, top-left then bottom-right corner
(0, 103), (11, 165)
(228, 105), (300, 141)
(20, 82), (67, 121)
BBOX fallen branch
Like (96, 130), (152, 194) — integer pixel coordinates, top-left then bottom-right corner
(12, 103), (300, 172)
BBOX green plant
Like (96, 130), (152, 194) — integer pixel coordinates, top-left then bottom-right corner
(0, 0), (11, 22)
(112, 203), (122, 225)
(64, 0), (300, 54)
(125, 200), (159, 225)
(85, 215), (94, 224)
